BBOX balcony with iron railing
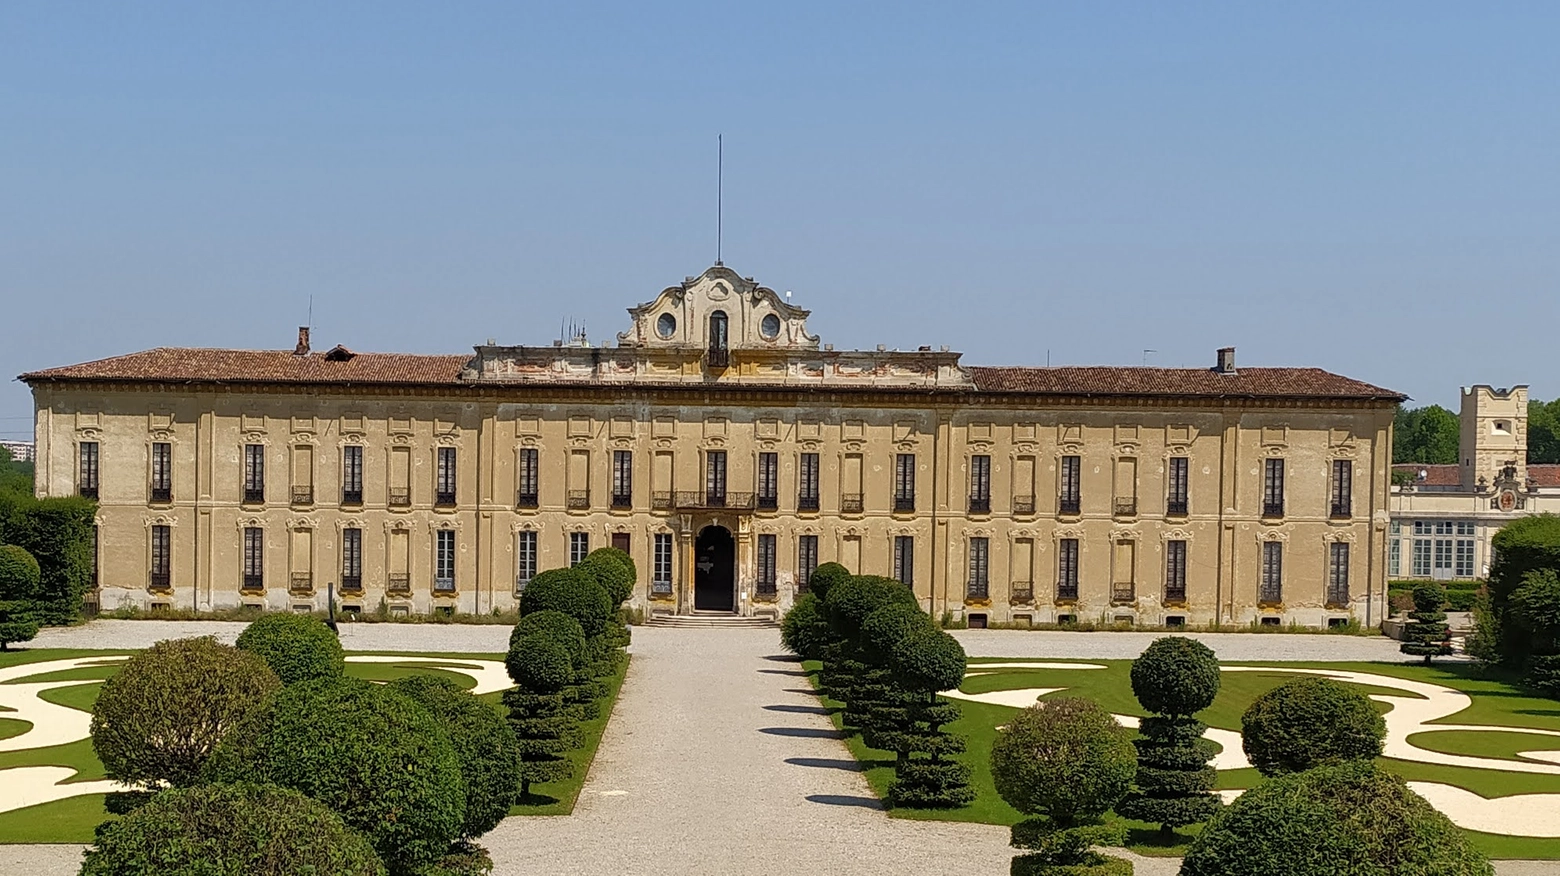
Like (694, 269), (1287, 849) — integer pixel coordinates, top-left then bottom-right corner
(241, 573), (264, 592)
(968, 495), (991, 514)
(1009, 581), (1034, 603)
(1262, 501), (1285, 519)
(387, 574), (411, 595)
(340, 575), (363, 594)
(435, 490), (457, 509)
(433, 577), (455, 594)
(757, 494), (779, 511)
(149, 485), (172, 504)
(893, 495), (915, 514)
(242, 487), (264, 505)
(797, 494), (820, 512)
(388, 488), (411, 508)
(1056, 582), (1079, 602)
(517, 490), (539, 509)
(841, 493), (864, 514)
(1166, 497), (1188, 517)
(1058, 495), (1081, 516)
(1012, 495), (1035, 516)
(1164, 585), (1187, 605)
(566, 490), (591, 510)
(290, 572), (313, 594)
(148, 571), (171, 591)
(291, 486), (314, 507)
(652, 491), (673, 511)
(1111, 582), (1136, 604)
(342, 488), (363, 507)
(611, 492), (633, 510)
(1113, 498), (1137, 518)
(706, 347), (730, 369)
(674, 491), (756, 511)
(1330, 501), (1351, 520)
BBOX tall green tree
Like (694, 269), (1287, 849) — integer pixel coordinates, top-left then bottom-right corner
(0, 446), (33, 495)
(1530, 398), (1560, 465)
(1393, 405), (1460, 465)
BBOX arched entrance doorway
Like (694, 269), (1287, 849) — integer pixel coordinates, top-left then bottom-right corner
(694, 525), (736, 612)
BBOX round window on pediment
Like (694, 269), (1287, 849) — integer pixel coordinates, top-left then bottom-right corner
(760, 313), (781, 340)
(656, 313), (677, 339)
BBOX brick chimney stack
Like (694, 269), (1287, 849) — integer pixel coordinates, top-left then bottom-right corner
(295, 326), (311, 356)
(1215, 347), (1236, 375)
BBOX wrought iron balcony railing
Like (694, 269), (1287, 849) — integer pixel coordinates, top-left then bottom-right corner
(149, 486), (172, 504)
(340, 575), (363, 593)
(341, 488), (363, 506)
(797, 495), (820, 512)
(435, 490), (457, 508)
(840, 493), (864, 514)
(1258, 584), (1283, 604)
(756, 578), (777, 597)
(290, 572), (313, 593)
(387, 574), (411, 595)
(242, 487), (264, 505)
(706, 347), (730, 368)
(433, 577), (455, 593)
(673, 491), (756, 510)
(1263, 501), (1285, 518)
(1010, 581), (1034, 603)
(1114, 498), (1137, 517)
(388, 488), (411, 508)
(1011, 495), (1035, 516)
(1166, 498), (1188, 517)
(79, 486), (99, 500)
(517, 491), (539, 509)
(291, 486), (314, 507)
(611, 493), (633, 510)
(1111, 582), (1135, 603)
(757, 494), (778, 511)
(1058, 495), (1081, 515)
(1056, 582), (1080, 601)
(1330, 502), (1351, 520)
(1164, 585), (1187, 604)
(966, 579), (989, 600)
(567, 490), (591, 510)
(968, 496), (991, 514)
(652, 491), (673, 510)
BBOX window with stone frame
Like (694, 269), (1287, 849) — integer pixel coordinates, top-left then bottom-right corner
(798, 453), (820, 511)
(652, 533), (674, 595)
(1327, 541), (1350, 605)
(1331, 459), (1353, 519)
(894, 454), (916, 512)
(518, 448), (540, 507)
(797, 534), (818, 591)
(341, 527), (363, 592)
(79, 441), (99, 499)
(243, 444), (264, 504)
(242, 527), (264, 589)
(1260, 541), (1283, 603)
(150, 442), (172, 503)
(516, 530), (537, 591)
(570, 532), (590, 566)
(1059, 455), (1081, 514)
(149, 525), (171, 590)
(435, 447), (457, 507)
(967, 537), (989, 599)
(969, 455), (991, 513)
(894, 535), (914, 587)
(341, 445), (364, 505)
(1166, 456), (1189, 516)
(1164, 539), (1187, 603)
(1263, 458), (1285, 518)
(756, 534), (777, 595)
(1057, 538), (1080, 600)
(435, 530), (456, 591)
(612, 450), (633, 508)
(757, 452), (779, 509)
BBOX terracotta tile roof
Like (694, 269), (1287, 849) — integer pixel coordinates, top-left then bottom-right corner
(1393, 464), (1461, 487)
(969, 366), (1405, 401)
(20, 348), (470, 387)
(1530, 465), (1560, 488)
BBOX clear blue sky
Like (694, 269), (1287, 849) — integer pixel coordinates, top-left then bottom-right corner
(4, 2), (1558, 438)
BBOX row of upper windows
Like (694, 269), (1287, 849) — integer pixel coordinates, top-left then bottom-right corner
(77, 443), (1355, 519)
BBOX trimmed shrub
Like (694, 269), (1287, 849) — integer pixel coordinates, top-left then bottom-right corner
(990, 697), (1136, 875)
(519, 568), (612, 638)
(779, 592), (831, 661)
(577, 548), (635, 607)
(0, 492), (97, 625)
(1117, 636), (1222, 836)
(1241, 677), (1385, 776)
(849, 603), (927, 753)
(885, 626), (973, 808)
(1401, 584), (1453, 664)
(825, 575), (918, 640)
(806, 561), (852, 602)
(208, 677), (465, 874)
(235, 612), (345, 685)
(91, 636), (281, 789)
(0, 598), (38, 650)
(388, 675), (521, 839)
(1484, 514), (1560, 667)
(1181, 761), (1492, 876)
(861, 602), (934, 660)
(501, 633), (580, 798)
(0, 544), (41, 599)
(80, 782), (385, 876)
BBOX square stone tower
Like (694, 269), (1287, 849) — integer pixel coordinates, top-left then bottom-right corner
(1460, 385), (1528, 491)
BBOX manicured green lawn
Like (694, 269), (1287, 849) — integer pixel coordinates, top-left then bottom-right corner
(0, 646), (630, 841)
(808, 658), (1560, 860)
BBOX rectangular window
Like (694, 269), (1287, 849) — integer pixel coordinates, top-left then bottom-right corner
(1167, 457), (1189, 516)
(1165, 539), (1187, 603)
(1389, 536), (1401, 578)
(1059, 455), (1081, 514)
(1057, 538), (1080, 600)
(797, 534), (819, 591)
(894, 454), (916, 512)
(1331, 460), (1353, 519)
(756, 534), (777, 595)
(967, 537), (989, 599)
(894, 535), (914, 586)
(242, 527), (264, 589)
(516, 531), (538, 591)
(149, 441), (172, 502)
(517, 448), (539, 508)
(435, 530), (456, 591)
(342, 446), (363, 505)
(652, 533), (673, 595)
(243, 444), (265, 504)
(612, 450), (633, 509)
(969, 455), (991, 513)
(149, 524), (171, 589)
(341, 527), (363, 591)
(1412, 522), (1432, 577)
(1433, 536), (1453, 579)
(435, 447), (457, 507)
(1260, 541), (1283, 603)
(570, 532), (590, 566)
(798, 453), (820, 511)
(706, 450), (727, 503)
(1328, 542), (1350, 605)
(79, 441), (100, 499)
(1455, 522), (1476, 578)
(757, 452), (779, 509)
(1263, 459), (1285, 518)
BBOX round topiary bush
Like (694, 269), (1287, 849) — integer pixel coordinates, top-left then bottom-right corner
(507, 632), (576, 695)
(388, 675), (521, 840)
(779, 592), (831, 661)
(509, 609), (587, 668)
(825, 574), (918, 639)
(502, 633), (580, 797)
(575, 549), (635, 607)
(519, 568), (612, 637)
(890, 626), (967, 694)
(91, 636), (281, 789)
(0, 544), (41, 600)
(1241, 676), (1385, 776)
(207, 676), (464, 874)
(235, 612), (345, 685)
(860, 602), (933, 661)
(807, 562), (852, 602)
(80, 782), (386, 876)
(1129, 636), (1221, 717)
(1181, 761), (1492, 876)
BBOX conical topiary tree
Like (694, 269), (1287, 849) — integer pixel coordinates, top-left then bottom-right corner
(1401, 584), (1453, 664)
(1116, 636), (1223, 840)
(502, 633), (581, 800)
(886, 626), (973, 808)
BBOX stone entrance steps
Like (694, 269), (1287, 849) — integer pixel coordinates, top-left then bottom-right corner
(644, 612), (779, 629)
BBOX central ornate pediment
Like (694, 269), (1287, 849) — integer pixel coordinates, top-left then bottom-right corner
(617, 265), (818, 351)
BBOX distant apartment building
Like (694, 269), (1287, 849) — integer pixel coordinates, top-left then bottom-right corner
(0, 440), (35, 463)
(1390, 385), (1560, 581)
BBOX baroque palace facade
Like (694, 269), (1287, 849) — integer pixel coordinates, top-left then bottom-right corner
(24, 265), (1403, 627)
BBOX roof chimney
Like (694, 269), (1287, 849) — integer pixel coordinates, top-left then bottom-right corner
(1215, 346), (1236, 375)
(294, 327), (311, 356)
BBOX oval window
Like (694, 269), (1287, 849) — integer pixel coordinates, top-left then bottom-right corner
(760, 313), (781, 340)
(656, 313), (677, 339)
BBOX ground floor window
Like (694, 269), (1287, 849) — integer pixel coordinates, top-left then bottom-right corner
(797, 535), (818, 592)
(893, 535), (913, 587)
(435, 530), (455, 592)
(1260, 541), (1283, 603)
(756, 534), (777, 596)
(1057, 538), (1079, 601)
(516, 531), (537, 592)
(242, 527), (264, 589)
(967, 537), (989, 599)
(1327, 542), (1349, 605)
(570, 532), (590, 566)
(1388, 521), (1401, 578)
(1410, 520), (1477, 580)
(652, 533), (673, 596)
